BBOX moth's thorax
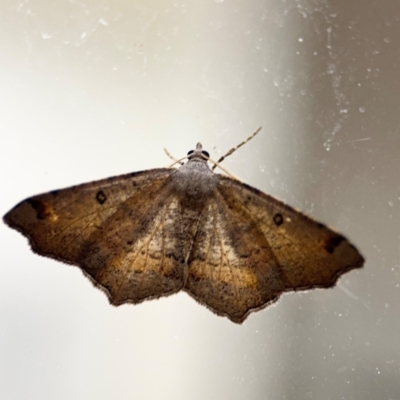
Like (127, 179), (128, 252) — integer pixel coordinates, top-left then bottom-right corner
(172, 158), (217, 205)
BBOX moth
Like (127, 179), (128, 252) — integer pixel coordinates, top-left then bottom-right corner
(4, 131), (364, 323)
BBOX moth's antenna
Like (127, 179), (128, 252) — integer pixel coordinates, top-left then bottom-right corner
(164, 148), (183, 165)
(212, 126), (262, 170)
(167, 155), (188, 168)
(164, 126), (261, 177)
(203, 155), (239, 180)
(164, 147), (239, 180)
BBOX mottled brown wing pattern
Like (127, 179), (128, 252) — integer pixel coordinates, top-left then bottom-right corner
(4, 142), (364, 323)
(217, 176), (364, 290)
(4, 168), (187, 305)
(185, 194), (289, 323)
(185, 176), (363, 323)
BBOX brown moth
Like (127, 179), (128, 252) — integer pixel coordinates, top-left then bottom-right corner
(3, 135), (364, 323)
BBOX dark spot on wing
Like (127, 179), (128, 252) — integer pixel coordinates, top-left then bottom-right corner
(273, 213), (283, 226)
(96, 190), (107, 205)
(324, 235), (344, 254)
(316, 222), (327, 230)
(28, 199), (53, 220)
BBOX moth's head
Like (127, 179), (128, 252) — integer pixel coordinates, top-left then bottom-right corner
(187, 142), (210, 162)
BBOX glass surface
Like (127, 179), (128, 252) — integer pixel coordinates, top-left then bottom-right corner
(1, 1), (399, 399)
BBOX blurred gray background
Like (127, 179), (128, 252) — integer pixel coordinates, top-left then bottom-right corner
(1, 1), (399, 399)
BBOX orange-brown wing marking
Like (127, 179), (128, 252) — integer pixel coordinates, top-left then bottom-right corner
(185, 176), (363, 323)
(4, 168), (187, 305)
(217, 176), (364, 291)
(185, 193), (288, 323)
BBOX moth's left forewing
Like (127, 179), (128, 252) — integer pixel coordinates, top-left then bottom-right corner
(4, 168), (188, 306)
(3, 168), (173, 262)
